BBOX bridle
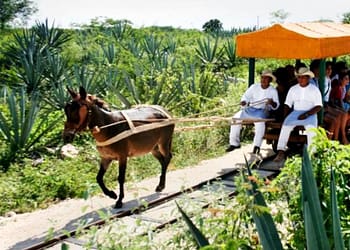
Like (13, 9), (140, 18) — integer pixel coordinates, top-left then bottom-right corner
(64, 101), (92, 136)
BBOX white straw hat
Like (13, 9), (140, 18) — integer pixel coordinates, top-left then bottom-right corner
(295, 67), (315, 78)
(261, 69), (276, 82)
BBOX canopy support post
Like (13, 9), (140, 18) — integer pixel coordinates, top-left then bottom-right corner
(318, 59), (325, 125)
(248, 58), (255, 86)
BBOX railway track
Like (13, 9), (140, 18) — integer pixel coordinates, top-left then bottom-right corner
(23, 157), (280, 250)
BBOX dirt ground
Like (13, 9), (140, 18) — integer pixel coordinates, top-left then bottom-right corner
(0, 142), (275, 250)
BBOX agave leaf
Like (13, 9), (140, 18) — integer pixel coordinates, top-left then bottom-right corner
(25, 112), (63, 150)
(301, 146), (330, 250)
(21, 94), (39, 147)
(331, 169), (345, 250)
(0, 110), (11, 140)
(8, 90), (19, 147)
(243, 155), (283, 250)
(175, 201), (209, 247)
(22, 95), (42, 149)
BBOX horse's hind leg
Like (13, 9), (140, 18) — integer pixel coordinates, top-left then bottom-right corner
(97, 158), (117, 200)
(115, 157), (127, 208)
(152, 140), (173, 192)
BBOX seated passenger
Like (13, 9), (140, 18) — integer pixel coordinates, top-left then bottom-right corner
(322, 61), (343, 141)
(329, 72), (350, 144)
(226, 70), (279, 154)
(274, 67), (323, 162)
(272, 67), (290, 122)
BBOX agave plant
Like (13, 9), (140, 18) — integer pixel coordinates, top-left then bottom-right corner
(195, 36), (224, 65)
(100, 42), (119, 65)
(301, 146), (346, 250)
(111, 21), (133, 42)
(0, 87), (61, 169)
(32, 19), (71, 52)
(142, 34), (162, 61)
(224, 39), (236, 68)
(5, 20), (71, 95)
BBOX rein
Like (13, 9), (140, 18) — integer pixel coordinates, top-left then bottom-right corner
(245, 98), (269, 107)
(85, 100), (274, 147)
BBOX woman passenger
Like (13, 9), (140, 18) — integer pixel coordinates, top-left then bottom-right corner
(329, 72), (350, 144)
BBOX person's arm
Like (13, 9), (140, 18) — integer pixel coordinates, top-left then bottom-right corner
(283, 104), (291, 117)
(298, 106), (322, 120)
(266, 88), (280, 110)
(266, 98), (278, 108)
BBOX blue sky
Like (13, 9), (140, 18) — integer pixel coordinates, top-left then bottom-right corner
(29, 0), (349, 29)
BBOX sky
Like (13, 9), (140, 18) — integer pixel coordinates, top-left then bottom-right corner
(27, 0), (349, 30)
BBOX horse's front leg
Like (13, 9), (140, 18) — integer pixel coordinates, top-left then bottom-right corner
(96, 158), (117, 199)
(115, 158), (127, 208)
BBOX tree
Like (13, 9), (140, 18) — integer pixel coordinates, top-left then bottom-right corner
(270, 9), (289, 24)
(342, 12), (350, 24)
(202, 19), (223, 34)
(0, 0), (37, 29)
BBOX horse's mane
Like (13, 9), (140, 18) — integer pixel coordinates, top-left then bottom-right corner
(87, 94), (110, 111)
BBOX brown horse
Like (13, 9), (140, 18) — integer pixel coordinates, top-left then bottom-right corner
(63, 87), (175, 208)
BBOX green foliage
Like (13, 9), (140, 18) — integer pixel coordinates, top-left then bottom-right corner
(195, 36), (223, 67)
(301, 146), (330, 249)
(202, 19), (223, 34)
(244, 164), (283, 250)
(0, 0), (37, 29)
(5, 20), (71, 94)
(331, 169), (345, 250)
(175, 201), (210, 247)
(342, 12), (350, 24)
(271, 129), (350, 248)
(0, 150), (99, 214)
(0, 87), (61, 169)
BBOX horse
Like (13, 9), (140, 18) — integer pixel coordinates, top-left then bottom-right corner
(62, 86), (175, 208)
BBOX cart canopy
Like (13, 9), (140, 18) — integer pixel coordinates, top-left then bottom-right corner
(236, 22), (350, 59)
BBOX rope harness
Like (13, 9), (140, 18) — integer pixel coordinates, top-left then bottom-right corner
(90, 99), (274, 147)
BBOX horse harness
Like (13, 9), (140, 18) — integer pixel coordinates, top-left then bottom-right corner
(90, 105), (174, 147)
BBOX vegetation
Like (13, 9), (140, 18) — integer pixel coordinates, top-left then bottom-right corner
(342, 12), (350, 24)
(78, 132), (349, 249)
(0, 19), (248, 215)
(0, 0), (37, 29)
(202, 19), (223, 34)
(1, 16), (350, 249)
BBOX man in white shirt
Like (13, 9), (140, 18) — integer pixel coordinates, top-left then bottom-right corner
(226, 70), (280, 154)
(273, 67), (323, 162)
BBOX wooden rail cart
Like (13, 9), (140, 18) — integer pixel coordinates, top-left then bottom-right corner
(236, 22), (350, 152)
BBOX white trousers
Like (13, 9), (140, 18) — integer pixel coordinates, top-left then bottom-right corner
(276, 124), (316, 151)
(229, 110), (266, 147)
(276, 110), (318, 151)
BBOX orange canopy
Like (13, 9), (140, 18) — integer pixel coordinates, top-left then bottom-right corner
(236, 22), (350, 59)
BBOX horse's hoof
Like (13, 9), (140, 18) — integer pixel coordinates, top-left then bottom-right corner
(155, 185), (164, 192)
(115, 200), (123, 208)
(108, 191), (118, 199)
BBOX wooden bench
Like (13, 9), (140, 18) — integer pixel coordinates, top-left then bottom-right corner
(263, 122), (307, 152)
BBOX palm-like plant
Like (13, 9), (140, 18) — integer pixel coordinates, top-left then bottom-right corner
(5, 19), (71, 95)
(195, 36), (224, 65)
(0, 87), (61, 169)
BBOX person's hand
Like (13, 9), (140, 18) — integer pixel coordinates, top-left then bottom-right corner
(298, 113), (309, 120)
(240, 101), (247, 106)
(266, 98), (274, 105)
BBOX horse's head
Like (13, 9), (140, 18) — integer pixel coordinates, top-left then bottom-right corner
(63, 87), (110, 143)
(62, 87), (91, 143)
